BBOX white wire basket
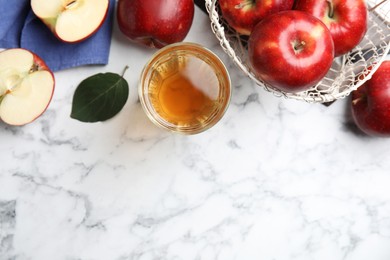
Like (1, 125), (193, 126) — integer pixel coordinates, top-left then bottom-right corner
(205, 0), (390, 103)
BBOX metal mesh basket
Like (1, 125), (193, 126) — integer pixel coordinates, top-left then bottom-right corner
(205, 0), (390, 103)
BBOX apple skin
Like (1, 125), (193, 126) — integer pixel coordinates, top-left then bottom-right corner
(24, 60), (54, 125)
(219, 0), (294, 35)
(351, 61), (390, 137)
(248, 10), (334, 93)
(0, 48), (55, 126)
(28, 52), (55, 125)
(117, 0), (194, 48)
(294, 0), (367, 57)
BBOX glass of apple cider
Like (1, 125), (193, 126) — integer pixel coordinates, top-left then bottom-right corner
(139, 42), (231, 134)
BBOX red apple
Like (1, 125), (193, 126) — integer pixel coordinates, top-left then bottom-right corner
(31, 0), (109, 43)
(294, 0), (367, 57)
(351, 60), (390, 137)
(219, 0), (294, 35)
(117, 0), (194, 48)
(248, 10), (334, 93)
(0, 49), (55, 126)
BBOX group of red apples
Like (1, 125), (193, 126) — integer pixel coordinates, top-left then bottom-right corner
(220, 0), (368, 92)
(0, 0), (389, 137)
(220, 0), (390, 137)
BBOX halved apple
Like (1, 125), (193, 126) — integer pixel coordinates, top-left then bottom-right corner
(31, 0), (109, 43)
(0, 48), (55, 126)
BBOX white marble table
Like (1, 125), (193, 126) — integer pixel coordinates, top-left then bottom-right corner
(1, 6), (390, 260)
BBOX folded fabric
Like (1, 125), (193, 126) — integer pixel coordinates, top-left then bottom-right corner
(0, 0), (30, 48)
(0, 0), (115, 72)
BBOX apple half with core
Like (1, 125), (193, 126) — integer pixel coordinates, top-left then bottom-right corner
(294, 0), (367, 57)
(31, 0), (109, 43)
(219, 0), (295, 35)
(117, 0), (194, 48)
(0, 49), (55, 126)
(248, 10), (334, 93)
(351, 61), (390, 137)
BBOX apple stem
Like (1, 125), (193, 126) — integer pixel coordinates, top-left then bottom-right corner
(327, 0), (335, 18)
(369, 0), (388, 12)
(293, 41), (306, 53)
(235, 0), (252, 9)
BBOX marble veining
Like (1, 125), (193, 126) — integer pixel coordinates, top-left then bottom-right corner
(1, 5), (390, 260)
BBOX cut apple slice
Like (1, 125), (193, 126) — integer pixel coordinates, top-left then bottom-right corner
(31, 0), (109, 43)
(0, 49), (55, 126)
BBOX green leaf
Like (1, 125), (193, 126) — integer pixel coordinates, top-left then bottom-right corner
(70, 68), (129, 122)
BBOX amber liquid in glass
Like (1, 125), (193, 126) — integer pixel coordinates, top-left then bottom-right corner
(148, 53), (222, 127)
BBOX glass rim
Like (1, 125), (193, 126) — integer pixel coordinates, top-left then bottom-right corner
(138, 42), (231, 135)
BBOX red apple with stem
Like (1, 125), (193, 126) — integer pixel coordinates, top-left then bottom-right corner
(0, 49), (55, 126)
(294, 0), (367, 57)
(248, 10), (334, 93)
(351, 60), (390, 137)
(219, 0), (294, 35)
(31, 0), (109, 43)
(117, 0), (194, 48)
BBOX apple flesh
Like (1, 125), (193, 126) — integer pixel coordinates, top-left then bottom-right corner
(0, 49), (55, 126)
(117, 0), (194, 48)
(219, 0), (294, 35)
(351, 61), (390, 137)
(31, 0), (109, 43)
(248, 10), (334, 93)
(294, 0), (367, 57)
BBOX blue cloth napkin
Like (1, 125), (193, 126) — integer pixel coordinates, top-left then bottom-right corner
(0, 0), (115, 71)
